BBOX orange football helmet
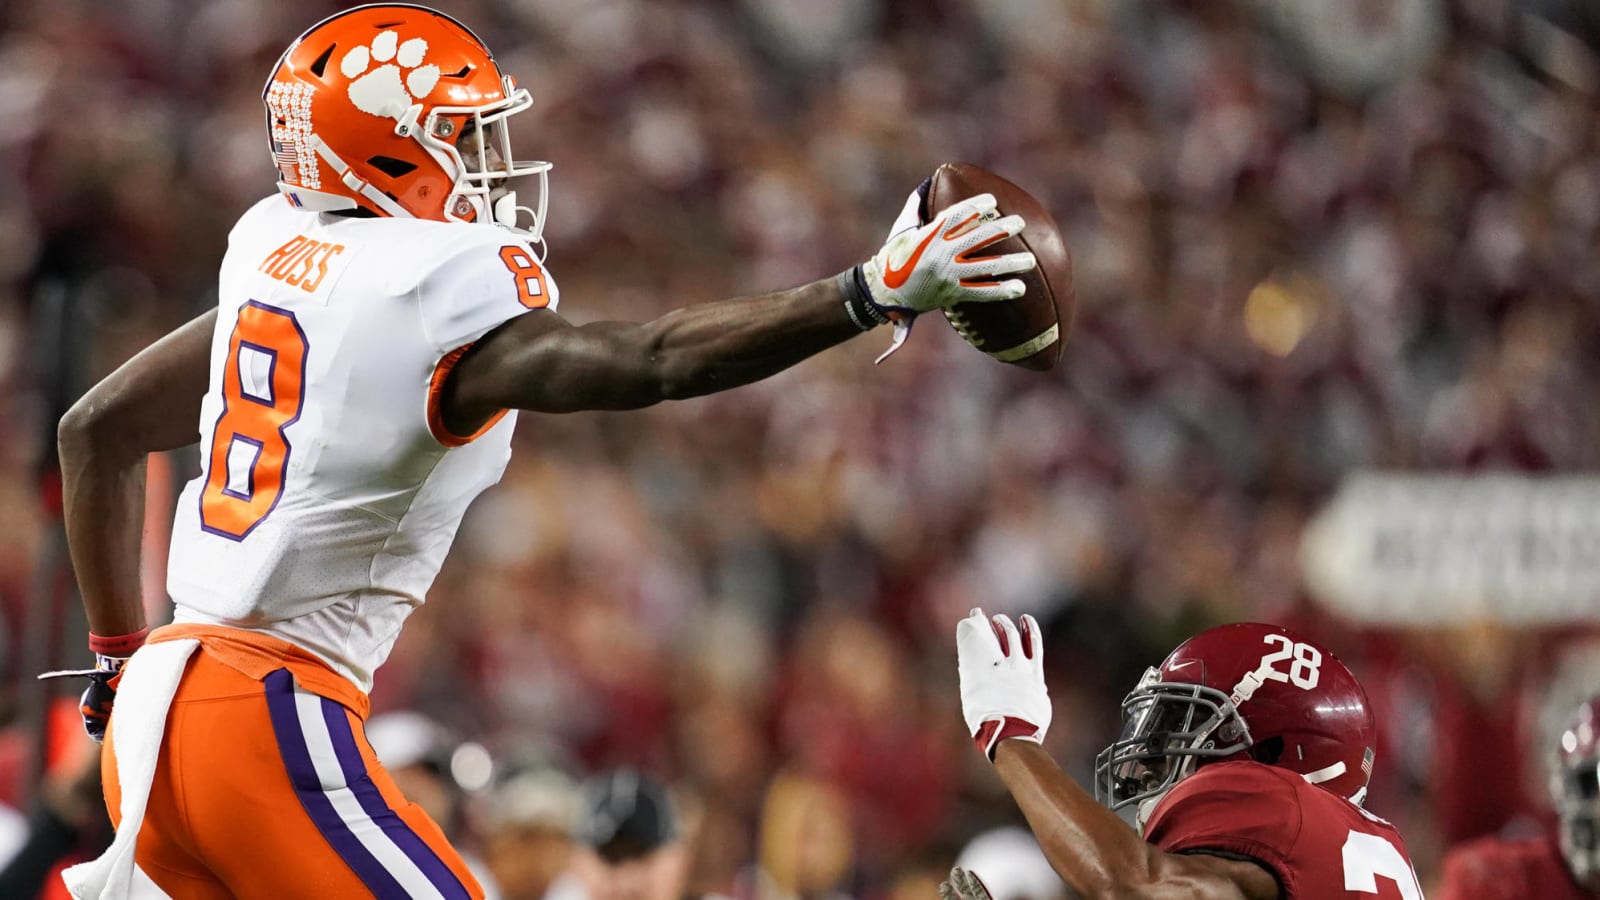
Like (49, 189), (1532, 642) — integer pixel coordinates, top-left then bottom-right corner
(263, 4), (551, 247)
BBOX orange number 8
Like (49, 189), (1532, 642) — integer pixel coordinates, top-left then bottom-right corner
(499, 245), (548, 308)
(200, 301), (308, 541)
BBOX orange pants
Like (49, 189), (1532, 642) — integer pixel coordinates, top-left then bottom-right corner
(103, 626), (483, 899)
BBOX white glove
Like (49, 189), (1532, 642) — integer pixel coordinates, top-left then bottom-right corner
(843, 189), (1036, 362)
(881, 185), (926, 238)
(940, 868), (995, 900)
(957, 607), (1052, 761)
(865, 191), (1033, 312)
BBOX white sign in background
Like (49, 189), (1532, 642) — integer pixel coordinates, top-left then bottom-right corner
(1301, 474), (1600, 625)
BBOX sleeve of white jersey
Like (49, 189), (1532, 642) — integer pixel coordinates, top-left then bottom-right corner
(414, 234), (561, 355)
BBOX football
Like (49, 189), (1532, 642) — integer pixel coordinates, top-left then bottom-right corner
(926, 163), (1073, 371)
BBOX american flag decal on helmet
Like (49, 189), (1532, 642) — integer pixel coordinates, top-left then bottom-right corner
(266, 81), (320, 189)
(1361, 747), (1374, 777)
(272, 140), (298, 182)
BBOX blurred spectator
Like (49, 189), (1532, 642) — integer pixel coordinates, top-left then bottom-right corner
(0, 706), (106, 900)
(552, 769), (689, 900)
(952, 827), (1065, 900)
(484, 763), (582, 900)
(744, 771), (854, 900)
(1433, 695), (1600, 898)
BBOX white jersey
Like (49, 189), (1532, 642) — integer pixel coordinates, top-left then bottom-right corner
(167, 196), (558, 690)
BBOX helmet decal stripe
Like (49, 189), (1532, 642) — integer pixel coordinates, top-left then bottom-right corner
(1302, 761), (1347, 784)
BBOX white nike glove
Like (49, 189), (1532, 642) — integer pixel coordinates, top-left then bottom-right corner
(881, 184), (926, 239)
(865, 191), (1033, 312)
(840, 187), (1036, 361)
(957, 607), (1052, 761)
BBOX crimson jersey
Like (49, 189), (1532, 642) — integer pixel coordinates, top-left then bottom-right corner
(1143, 762), (1422, 899)
(1437, 833), (1592, 900)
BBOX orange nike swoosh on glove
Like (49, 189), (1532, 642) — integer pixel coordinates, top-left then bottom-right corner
(882, 217), (945, 289)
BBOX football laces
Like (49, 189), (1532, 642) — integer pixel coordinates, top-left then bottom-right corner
(945, 307), (983, 346)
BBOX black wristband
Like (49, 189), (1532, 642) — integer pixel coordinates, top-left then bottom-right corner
(838, 266), (888, 331)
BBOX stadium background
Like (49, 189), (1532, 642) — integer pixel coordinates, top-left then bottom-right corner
(1, 0), (1598, 896)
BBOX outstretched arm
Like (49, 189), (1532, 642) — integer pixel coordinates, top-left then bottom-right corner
(953, 610), (1278, 900)
(442, 190), (1035, 425)
(443, 276), (858, 420)
(57, 309), (215, 637)
(993, 741), (1277, 900)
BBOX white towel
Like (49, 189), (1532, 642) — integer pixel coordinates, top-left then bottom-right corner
(63, 639), (198, 900)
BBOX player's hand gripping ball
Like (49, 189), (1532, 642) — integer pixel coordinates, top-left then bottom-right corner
(861, 191), (1037, 316)
(847, 186), (1039, 362)
(926, 163), (1075, 371)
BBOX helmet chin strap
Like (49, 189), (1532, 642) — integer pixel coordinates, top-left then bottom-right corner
(1133, 751), (1205, 836)
(1135, 791), (1167, 836)
(493, 192), (520, 228)
(308, 135), (412, 218)
(493, 192), (548, 262)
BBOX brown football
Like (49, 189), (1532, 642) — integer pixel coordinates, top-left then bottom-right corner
(926, 163), (1073, 371)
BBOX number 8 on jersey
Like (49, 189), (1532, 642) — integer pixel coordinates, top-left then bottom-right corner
(200, 301), (309, 540)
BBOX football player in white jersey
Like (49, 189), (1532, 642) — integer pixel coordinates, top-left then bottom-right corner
(48, 5), (1036, 898)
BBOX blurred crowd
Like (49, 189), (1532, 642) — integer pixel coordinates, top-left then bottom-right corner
(1, 0), (1599, 896)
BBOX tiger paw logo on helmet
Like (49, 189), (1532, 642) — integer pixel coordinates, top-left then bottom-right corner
(264, 4), (552, 243)
(341, 30), (439, 120)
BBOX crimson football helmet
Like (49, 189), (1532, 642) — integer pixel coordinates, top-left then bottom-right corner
(1095, 623), (1377, 830)
(263, 4), (551, 246)
(1552, 696), (1600, 890)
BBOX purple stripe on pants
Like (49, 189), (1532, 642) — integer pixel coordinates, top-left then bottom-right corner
(318, 696), (473, 899)
(264, 668), (411, 899)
